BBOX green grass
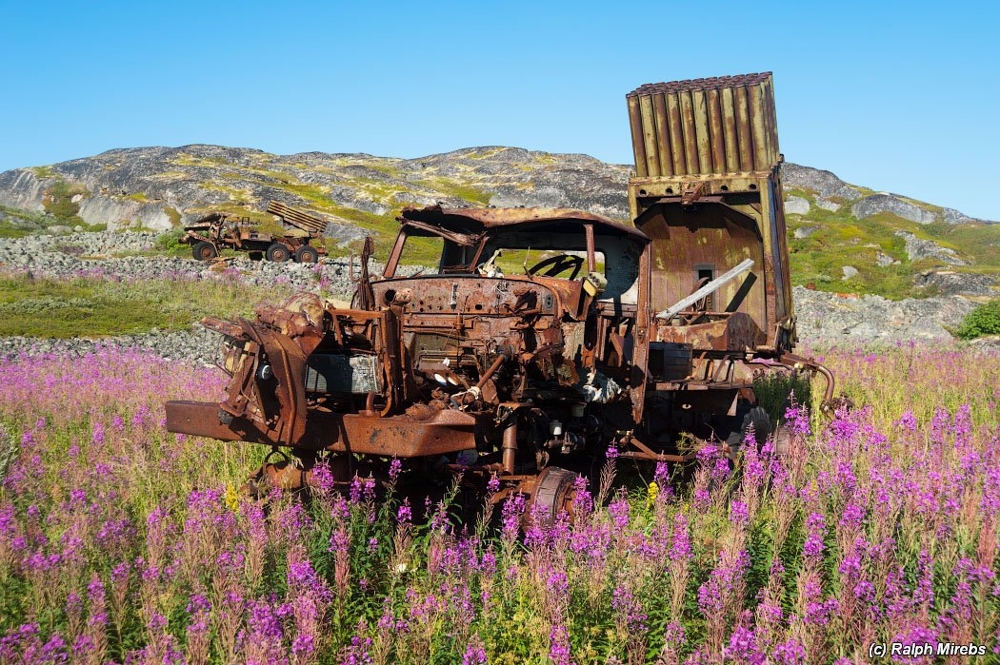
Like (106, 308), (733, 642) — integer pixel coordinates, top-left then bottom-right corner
(0, 204), (80, 238)
(785, 189), (1000, 300)
(0, 274), (297, 338)
(415, 178), (492, 206)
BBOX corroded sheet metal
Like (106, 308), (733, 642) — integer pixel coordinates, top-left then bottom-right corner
(399, 205), (649, 240)
(165, 400), (476, 457)
(626, 73), (779, 177)
(655, 312), (765, 352)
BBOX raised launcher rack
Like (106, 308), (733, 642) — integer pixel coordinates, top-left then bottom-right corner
(266, 200), (330, 237)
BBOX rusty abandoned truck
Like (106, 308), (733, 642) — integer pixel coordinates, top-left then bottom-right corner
(182, 200), (329, 263)
(165, 73), (835, 520)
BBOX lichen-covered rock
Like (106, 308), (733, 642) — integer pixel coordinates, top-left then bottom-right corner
(915, 270), (998, 296)
(875, 251), (896, 267)
(852, 194), (936, 224)
(792, 285), (975, 343)
(784, 196), (810, 215)
(781, 163), (860, 201)
(895, 231), (967, 266)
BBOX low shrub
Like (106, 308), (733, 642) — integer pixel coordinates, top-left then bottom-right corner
(955, 298), (1000, 339)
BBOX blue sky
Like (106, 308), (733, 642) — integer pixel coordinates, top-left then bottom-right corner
(1, 1), (997, 219)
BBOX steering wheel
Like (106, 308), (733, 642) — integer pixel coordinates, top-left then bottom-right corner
(527, 254), (585, 279)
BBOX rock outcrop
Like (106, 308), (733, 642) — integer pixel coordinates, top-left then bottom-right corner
(895, 231), (967, 266)
(0, 145), (633, 234)
(781, 163), (861, 201)
(793, 286), (975, 343)
(852, 194), (937, 224)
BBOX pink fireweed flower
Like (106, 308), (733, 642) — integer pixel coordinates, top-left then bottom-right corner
(388, 458), (402, 483)
(612, 584), (648, 634)
(895, 410), (918, 431)
(500, 493), (526, 539)
(462, 635), (488, 665)
(91, 422), (105, 445)
(784, 400), (811, 436)
(607, 494), (630, 530)
(548, 623), (574, 665)
(669, 513), (692, 562)
(310, 461), (336, 493)
(802, 512), (826, 561)
(570, 475), (593, 515)
(396, 499), (412, 524)
(730, 500), (749, 527)
(771, 638), (807, 665)
(362, 475), (377, 501)
(697, 548), (750, 617)
(725, 626), (765, 665)
(654, 461), (670, 486)
(329, 528), (350, 554)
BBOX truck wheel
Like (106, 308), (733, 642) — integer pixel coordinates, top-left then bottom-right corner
(726, 406), (772, 453)
(248, 251), (264, 261)
(295, 245), (319, 264)
(192, 241), (218, 261)
(266, 243), (290, 263)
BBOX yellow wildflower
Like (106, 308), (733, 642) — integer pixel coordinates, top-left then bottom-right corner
(224, 483), (240, 511)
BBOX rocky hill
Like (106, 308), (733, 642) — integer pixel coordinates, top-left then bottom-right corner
(1, 144), (999, 351)
(0, 146), (630, 246)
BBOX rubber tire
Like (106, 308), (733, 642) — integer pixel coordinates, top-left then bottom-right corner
(192, 241), (218, 261)
(726, 406), (772, 452)
(248, 250), (264, 261)
(266, 243), (290, 263)
(295, 245), (319, 264)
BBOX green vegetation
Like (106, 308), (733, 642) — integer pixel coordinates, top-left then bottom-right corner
(0, 274), (296, 338)
(785, 189), (1000, 300)
(28, 165), (57, 179)
(0, 203), (108, 238)
(41, 180), (88, 225)
(154, 228), (190, 257)
(165, 206), (182, 227)
(0, 205), (48, 238)
(955, 299), (1000, 340)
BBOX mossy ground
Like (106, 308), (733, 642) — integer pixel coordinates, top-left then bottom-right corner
(785, 188), (1000, 300)
(0, 274), (296, 338)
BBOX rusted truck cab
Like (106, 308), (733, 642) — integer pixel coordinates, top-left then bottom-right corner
(166, 206), (656, 516)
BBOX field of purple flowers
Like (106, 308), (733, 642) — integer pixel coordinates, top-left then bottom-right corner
(1, 345), (999, 664)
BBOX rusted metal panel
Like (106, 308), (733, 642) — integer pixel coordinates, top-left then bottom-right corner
(678, 89), (698, 175)
(164, 400), (476, 457)
(706, 88), (725, 173)
(635, 198), (765, 327)
(627, 94), (648, 177)
(626, 72), (780, 177)
(398, 204), (648, 239)
(639, 93), (660, 178)
(654, 312), (765, 352)
(734, 85), (754, 172)
(692, 88), (712, 174)
(720, 87), (740, 173)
